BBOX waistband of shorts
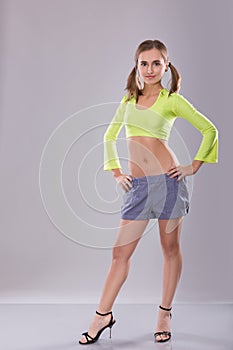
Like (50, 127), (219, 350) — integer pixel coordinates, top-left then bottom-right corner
(131, 173), (175, 185)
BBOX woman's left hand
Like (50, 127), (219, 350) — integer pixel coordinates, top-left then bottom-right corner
(166, 164), (194, 182)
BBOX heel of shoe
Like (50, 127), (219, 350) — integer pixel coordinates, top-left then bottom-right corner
(96, 310), (116, 340)
(109, 325), (112, 339)
(109, 319), (116, 339)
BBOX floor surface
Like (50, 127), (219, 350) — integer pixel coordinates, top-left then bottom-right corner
(0, 303), (232, 350)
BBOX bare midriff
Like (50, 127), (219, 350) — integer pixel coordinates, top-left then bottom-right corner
(127, 136), (179, 178)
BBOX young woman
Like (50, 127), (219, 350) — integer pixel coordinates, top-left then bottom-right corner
(79, 39), (218, 344)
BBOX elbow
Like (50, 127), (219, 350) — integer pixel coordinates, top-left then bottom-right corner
(212, 124), (218, 137)
(103, 134), (111, 143)
(103, 131), (116, 142)
(212, 126), (218, 142)
(203, 124), (218, 139)
(103, 130), (110, 142)
(103, 131), (108, 142)
(208, 126), (218, 142)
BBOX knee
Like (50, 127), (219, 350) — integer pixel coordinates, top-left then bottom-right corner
(161, 241), (181, 259)
(112, 247), (131, 264)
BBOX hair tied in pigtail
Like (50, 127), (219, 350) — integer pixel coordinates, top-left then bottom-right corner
(136, 68), (144, 90)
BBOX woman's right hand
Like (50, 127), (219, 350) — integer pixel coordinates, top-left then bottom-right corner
(113, 172), (133, 192)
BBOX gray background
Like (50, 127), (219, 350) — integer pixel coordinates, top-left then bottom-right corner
(0, 0), (232, 304)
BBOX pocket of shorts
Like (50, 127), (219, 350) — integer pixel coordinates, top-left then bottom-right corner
(166, 175), (179, 192)
(123, 180), (139, 194)
(123, 185), (133, 196)
(123, 183), (133, 199)
(122, 181), (140, 204)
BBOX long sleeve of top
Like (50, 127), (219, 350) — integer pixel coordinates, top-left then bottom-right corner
(103, 88), (219, 171)
(103, 95), (127, 170)
(174, 93), (218, 163)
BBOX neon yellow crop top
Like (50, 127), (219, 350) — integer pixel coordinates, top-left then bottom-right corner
(103, 88), (218, 171)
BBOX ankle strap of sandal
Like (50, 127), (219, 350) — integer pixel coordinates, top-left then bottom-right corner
(159, 305), (172, 312)
(96, 310), (112, 316)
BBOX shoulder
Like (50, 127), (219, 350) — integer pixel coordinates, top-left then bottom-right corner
(161, 88), (178, 101)
(167, 90), (196, 111)
(163, 89), (184, 101)
(120, 93), (135, 104)
(170, 90), (195, 105)
(161, 89), (197, 116)
(162, 88), (186, 99)
(160, 88), (177, 109)
(121, 94), (129, 103)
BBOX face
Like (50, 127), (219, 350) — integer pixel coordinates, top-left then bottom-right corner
(137, 48), (168, 86)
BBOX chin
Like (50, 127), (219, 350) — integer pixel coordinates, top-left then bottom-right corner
(145, 81), (158, 85)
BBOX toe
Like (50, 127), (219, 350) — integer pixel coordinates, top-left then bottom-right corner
(161, 334), (169, 341)
(79, 335), (88, 344)
(155, 334), (162, 341)
(155, 332), (170, 342)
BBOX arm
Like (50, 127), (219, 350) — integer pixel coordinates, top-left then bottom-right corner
(192, 159), (204, 174)
(103, 94), (127, 171)
(112, 168), (122, 177)
(103, 95), (133, 190)
(167, 159), (204, 180)
(167, 93), (218, 180)
(112, 167), (133, 191)
(174, 93), (218, 164)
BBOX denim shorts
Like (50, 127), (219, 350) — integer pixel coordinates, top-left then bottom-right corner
(121, 173), (190, 220)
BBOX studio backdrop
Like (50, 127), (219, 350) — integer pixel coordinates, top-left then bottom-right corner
(0, 0), (232, 303)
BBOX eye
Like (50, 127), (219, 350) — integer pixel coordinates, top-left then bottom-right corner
(140, 62), (147, 66)
(154, 62), (161, 66)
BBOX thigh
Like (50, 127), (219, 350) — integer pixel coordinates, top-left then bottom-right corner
(113, 219), (149, 256)
(158, 217), (183, 244)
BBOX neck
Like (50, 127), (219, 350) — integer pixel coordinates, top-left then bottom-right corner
(142, 83), (163, 96)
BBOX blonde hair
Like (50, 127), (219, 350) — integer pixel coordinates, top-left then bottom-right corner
(124, 39), (181, 102)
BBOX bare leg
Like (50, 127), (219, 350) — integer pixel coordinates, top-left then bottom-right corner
(79, 218), (149, 344)
(155, 217), (183, 342)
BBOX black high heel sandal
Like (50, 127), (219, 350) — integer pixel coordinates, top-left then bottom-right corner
(154, 305), (172, 343)
(79, 310), (116, 345)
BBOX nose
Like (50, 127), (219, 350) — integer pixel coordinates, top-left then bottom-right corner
(147, 64), (153, 73)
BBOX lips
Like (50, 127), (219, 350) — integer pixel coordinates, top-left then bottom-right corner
(146, 76), (155, 78)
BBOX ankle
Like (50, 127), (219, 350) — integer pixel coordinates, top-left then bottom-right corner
(159, 305), (172, 312)
(96, 310), (112, 317)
